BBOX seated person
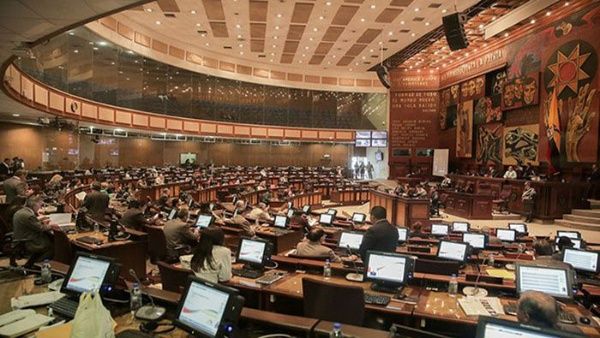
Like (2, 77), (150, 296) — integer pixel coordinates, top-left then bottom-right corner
(163, 208), (198, 261)
(553, 237), (574, 260)
(414, 184), (428, 198)
(13, 196), (60, 266)
(249, 202), (272, 222)
(440, 175), (452, 188)
(120, 199), (149, 231)
(290, 210), (311, 234)
(294, 229), (339, 262)
(532, 239), (573, 270)
(190, 226), (232, 283)
(82, 182), (109, 221)
(517, 291), (558, 329)
(503, 166), (518, 179)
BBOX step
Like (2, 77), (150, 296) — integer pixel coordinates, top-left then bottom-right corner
(492, 212), (522, 221)
(554, 219), (600, 231)
(563, 214), (600, 224)
(589, 199), (600, 209)
(572, 209), (600, 218)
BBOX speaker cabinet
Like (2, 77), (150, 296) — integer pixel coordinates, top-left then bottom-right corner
(375, 64), (391, 89)
(443, 13), (469, 51)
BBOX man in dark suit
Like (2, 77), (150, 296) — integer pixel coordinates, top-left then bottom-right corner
(120, 199), (149, 231)
(82, 182), (110, 221)
(353, 206), (399, 261)
(163, 208), (198, 261)
(3, 170), (31, 204)
(13, 196), (59, 265)
(0, 158), (11, 178)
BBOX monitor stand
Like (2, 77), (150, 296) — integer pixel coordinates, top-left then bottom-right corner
(370, 282), (403, 294)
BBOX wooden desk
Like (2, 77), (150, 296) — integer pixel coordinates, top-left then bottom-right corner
(369, 189), (430, 227)
(330, 188), (370, 205)
(314, 320), (389, 338)
(442, 191), (493, 219)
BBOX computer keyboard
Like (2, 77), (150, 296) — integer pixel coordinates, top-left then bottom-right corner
(558, 311), (577, 324)
(364, 293), (391, 306)
(232, 268), (264, 279)
(255, 273), (284, 285)
(48, 297), (79, 319)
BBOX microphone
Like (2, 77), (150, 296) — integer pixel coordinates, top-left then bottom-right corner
(344, 245), (364, 282)
(463, 256), (488, 297)
(128, 269), (166, 321)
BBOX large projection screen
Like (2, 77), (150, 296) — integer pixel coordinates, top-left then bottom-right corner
(433, 149), (449, 177)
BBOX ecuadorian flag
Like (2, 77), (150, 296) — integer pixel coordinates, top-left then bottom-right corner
(546, 89), (561, 173)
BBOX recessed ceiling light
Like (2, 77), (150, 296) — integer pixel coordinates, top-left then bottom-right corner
(274, 36), (278, 39)
(277, 13), (282, 18)
(68, 32), (75, 36)
(400, 20), (405, 25)
(530, 19), (536, 24)
(326, 2), (331, 5)
(12, 113), (20, 117)
(155, 20), (161, 25)
(304, 46), (309, 50)
(205, 42), (209, 46)
(111, 61), (115, 65)
(349, 68), (352, 71)
(270, 59), (273, 62)
(332, 55), (336, 58)
(504, 32), (509, 37)
(313, 28), (318, 32)
(442, 8), (447, 13)
(479, 24), (484, 29)
(73, 49), (79, 53)
(425, 22), (430, 26)
(546, 11), (551, 16)
(360, 18), (365, 22)
(309, 37), (313, 41)
(299, 60), (303, 63)
(275, 26), (280, 30)
(270, 52), (275, 55)
(565, 1), (570, 5)
(196, 23), (201, 27)
(190, 10), (196, 14)
(361, 56), (365, 59)
(145, 8), (152, 12)
(414, 7), (420, 12)
(319, 16), (324, 20)
(370, 4), (376, 9)
(411, 33), (416, 37)
(388, 31), (393, 36)
(235, 24), (241, 28)
(237, 34), (242, 38)
(492, 16), (497, 20)
(93, 47), (98, 50)
(238, 43), (243, 47)
(327, 61), (331, 64)
(98, 41), (108, 46)
(272, 44), (277, 48)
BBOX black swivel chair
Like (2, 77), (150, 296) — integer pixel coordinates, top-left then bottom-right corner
(302, 277), (365, 326)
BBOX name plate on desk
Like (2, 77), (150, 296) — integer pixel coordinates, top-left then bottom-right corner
(465, 274), (503, 285)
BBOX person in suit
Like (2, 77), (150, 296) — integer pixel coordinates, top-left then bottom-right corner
(294, 228), (339, 262)
(3, 170), (31, 204)
(13, 196), (59, 266)
(163, 208), (198, 261)
(351, 206), (399, 261)
(82, 182), (110, 221)
(120, 199), (149, 231)
(0, 158), (11, 178)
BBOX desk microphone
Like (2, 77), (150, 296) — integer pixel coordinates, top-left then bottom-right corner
(463, 257), (488, 297)
(128, 269), (166, 321)
(344, 245), (364, 282)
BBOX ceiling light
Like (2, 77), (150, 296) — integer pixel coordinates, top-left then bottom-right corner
(546, 11), (551, 16)
(313, 28), (318, 32)
(425, 22), (430, 26)
(12, 113), (20, 117)
(299, 60), (303, 63)
(400, 20), (405, 25)
(190, 10), (196, 14)
(155, 20), (161, 25)
(442, 9), (447, 13)
(304, 46), (309, 50)
(98, 41), (108, 46)
(327, 61), (331, 64)
(349, 68), (352, 71)
(237, 34), (242, 38)
(274, 36), (278, 39)
(270, 52), (275, 55)
(360, 18), (365, 22)
(275, 26), (280, 30)
(205, 43), (209, 46)
(388, 31), (393, 35)
(479, 24), (484, 29)
(73, 49), (79, 53)
(309, 37), (313, 41)
(492, 16), (497, 20)
(238, 43), (243, 47)
(369, 49), (373, 52)
(270, 59), (273, 62)
(319, 16), (324, 20)
(272, 44), (277, 48)
(68, 31), (75, 36)
(370, 4), (376, 9)
(302, 54), (306, 57)
(277, 13), (282, 18)
(235, 24), (241, 28)
(414, 7), (420, 12)
(565, 1), (570, 5)
(530, 18), (536, 24)
(145, 8), (152, 12)
(111, 61), (115, 65)
(326, 2), (331, 5)
(411, 33), (416, 37)
(504, 32), (509, 37)
(332, 55), (336, 58)
(240, 51), (244, 55)
(93, 47), (98, 50)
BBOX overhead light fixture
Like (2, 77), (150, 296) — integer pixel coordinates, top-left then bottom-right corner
(414, 7), (420, 12)
(145, 8), (152, 12)
(12, 113), (20, 117)
(277, 13), (282, 18)
(155, 20), (161, 25)
(484, 0), (559, 39)
(190, 10), (196, 14)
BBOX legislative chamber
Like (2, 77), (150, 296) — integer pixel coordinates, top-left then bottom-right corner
(1, 0), (600, 337)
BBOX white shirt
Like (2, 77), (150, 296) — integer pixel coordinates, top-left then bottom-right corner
(503, 170), (517, 179)
(192, 246), (232, 283)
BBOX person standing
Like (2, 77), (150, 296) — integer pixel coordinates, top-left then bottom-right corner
(3, 170), (32, 204)
(359, 162), (366, 180)
(82, 182), (110, 221)
(0, 158), (11, 179)
(353, 162), (360, 179)
(351, 206), (399, 261)
(366, 162), (374, 180)
(521, 181), (536, 222)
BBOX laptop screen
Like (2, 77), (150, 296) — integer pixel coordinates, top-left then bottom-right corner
(65, 255), (111, 294)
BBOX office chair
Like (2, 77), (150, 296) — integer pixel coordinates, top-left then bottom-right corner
(144, 225), (169, 263)
(52, 230), (74, 264)
(492, 185), (513, 214)
(156, 261), (194, 293)
(302, 277), (365, 326)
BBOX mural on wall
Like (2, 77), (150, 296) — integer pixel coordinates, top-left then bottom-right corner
(476, 123), (502, 165)
(543, 39), (598, 163)
(486, 69), (507, 108)
(460, 75), (485, 102)
(501, 72), (540, 110)
(474, 96), (503, 124)
(503, 124), (539, 165)
(456, 100), (473, 158)
(444, 105), (457, 130)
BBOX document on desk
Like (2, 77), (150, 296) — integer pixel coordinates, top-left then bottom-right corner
(486, 269), (515, 280)
(46, 213), (72, 225)
(75, 191), (86, 201)
(458, 297), (505, 317)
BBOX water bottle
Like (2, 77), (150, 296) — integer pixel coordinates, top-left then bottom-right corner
(93, 221), (100, 233)
(130, 283), (143, 314)
(40, 260), (52, 283)
(488, 254), (495, 267)
(323, 259), (332, 279)
(329, 322), (342, 338)
(449, 274), (458, 297)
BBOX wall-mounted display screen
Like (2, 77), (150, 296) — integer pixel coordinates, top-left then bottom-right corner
(356, 131), (372, 139)
(355, 139), (371, 147)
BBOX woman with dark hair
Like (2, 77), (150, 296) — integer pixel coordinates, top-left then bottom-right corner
(190, 226), (232, 283)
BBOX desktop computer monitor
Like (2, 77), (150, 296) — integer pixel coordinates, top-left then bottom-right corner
(508, 223), (528, 234)
(273, 215), (288, 228)
(326, 209), (337, 217)
(516, 263), (574, 300)
(562, 249), (599, 273)
(452, 222), (469, 233)
(557, 231), (581, 239)
(496, 229), (516, 242)
(437, 241), (469, 262)
(61, 253), (116, 296)
(286, 208), (295, 218)
(168, 208), (178, 220)
(195, 214), (214, 229)
(555, 237), (582, 250)
(302, 205), (311, 214)
(319, 213), (333, 226)
(462, 233), (487, 250)
(174, 276), (244, 338)
(338, 231), (364, 250)
(397, 227), (409, 243)
(352, 213), (366, 223)
(236, 238), (269, 269)
(431, 224), (449, 236)
(476, 316), (583, 338)
(364, 251), (414, 290)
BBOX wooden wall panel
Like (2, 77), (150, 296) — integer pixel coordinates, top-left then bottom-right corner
(21, 77), (33, 101)
(49, 92), (64, 111)
(34, 85), (48, 106)
(81, 103), (97, 119)
(132, 114), (148, 127)
(65, 98), (81, 115)
(183, 121), (200, 132)
(115, 111), (132, 125)
(166, 119), (183, 130)
(98, 107), (114, 122)
(149, 117), (166, 129)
